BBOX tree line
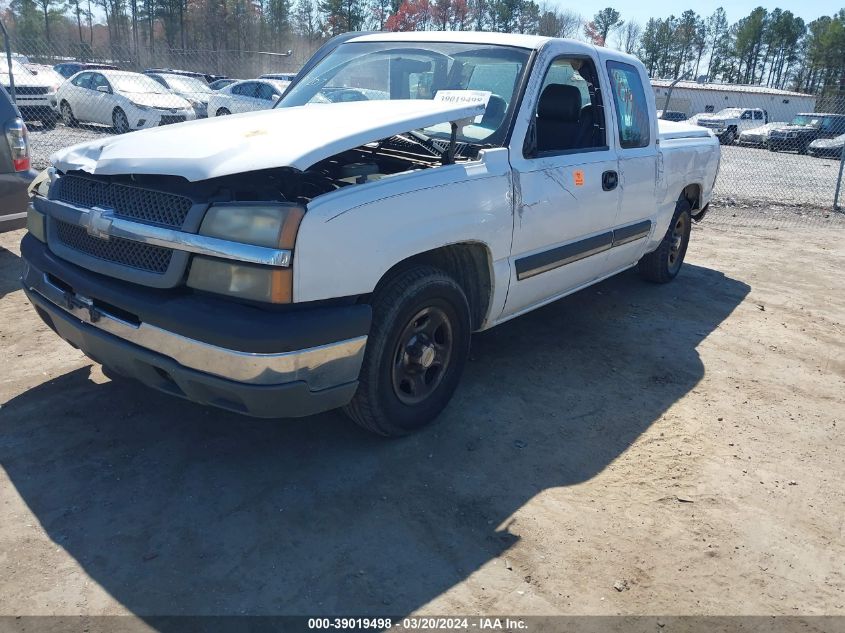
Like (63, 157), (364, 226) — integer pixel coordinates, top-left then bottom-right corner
(2, 0), (844, 97)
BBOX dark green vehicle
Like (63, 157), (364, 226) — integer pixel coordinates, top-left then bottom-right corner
(768, 113), (845, 154)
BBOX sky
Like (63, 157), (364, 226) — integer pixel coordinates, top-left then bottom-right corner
(559, 0), (843, 26)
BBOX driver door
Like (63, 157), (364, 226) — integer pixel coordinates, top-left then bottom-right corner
(502, 46), (620, 319)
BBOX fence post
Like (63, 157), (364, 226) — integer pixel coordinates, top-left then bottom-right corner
(0, 19), (15, 104)
(835, 143), (845, 212)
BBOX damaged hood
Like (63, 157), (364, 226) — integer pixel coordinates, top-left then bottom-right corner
(51, 99), (486, 182)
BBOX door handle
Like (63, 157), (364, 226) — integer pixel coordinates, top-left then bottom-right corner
(602, 170), (618, 192)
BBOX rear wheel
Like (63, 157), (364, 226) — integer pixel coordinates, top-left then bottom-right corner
(60, 101), (78, 127)
(637, 200), (692, 284)
(216, 108), (231, 116)
(112, 108), (130, 134)
(343, 266), (471, 437)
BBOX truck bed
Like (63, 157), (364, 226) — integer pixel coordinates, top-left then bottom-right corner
(658, 119), (711, 141)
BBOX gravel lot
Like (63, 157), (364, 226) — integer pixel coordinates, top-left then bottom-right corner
(27, 122), (845, 209)
(1, 209), (843, 620)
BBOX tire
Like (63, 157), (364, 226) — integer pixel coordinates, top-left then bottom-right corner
(637, 200), (692, 284)
(343, 266), (471, 437)
(60, 101), (78, 127)
(720, 128), (736, 145)
(112, 108), (130, 134)
(216, 108), (231, 116)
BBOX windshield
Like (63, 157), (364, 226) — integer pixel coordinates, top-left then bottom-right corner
(790, 114), (820, 127)
(714, 108), (742, 117)
(112, 73), (169, 94)
(279, 41), (531, 145)
(162, 74), (212, 94)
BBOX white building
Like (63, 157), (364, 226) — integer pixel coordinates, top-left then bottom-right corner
(650, 79), (817, 122)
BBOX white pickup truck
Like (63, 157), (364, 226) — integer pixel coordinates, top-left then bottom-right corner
(692, 107), (768, 145)
(22, 32), (720, 436)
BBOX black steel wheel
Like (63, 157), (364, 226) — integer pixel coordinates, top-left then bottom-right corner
(637, 199), (692, 284)
(344, 266), (471, 437)
(391, 305), (454, 405)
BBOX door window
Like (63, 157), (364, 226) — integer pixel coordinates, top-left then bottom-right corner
(606, 61), (650, 149)
(256, 83), (279, 101)
(72, 72), (92, 89)
(89, 73), (110, 93)
(753, 110), (764, 120)
(528, 57), (606, 155)
(232, 82), (257, 97)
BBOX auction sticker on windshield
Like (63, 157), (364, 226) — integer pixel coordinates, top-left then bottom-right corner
(434, 90), (492, 123)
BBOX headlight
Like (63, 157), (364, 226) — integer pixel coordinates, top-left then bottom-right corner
(198, 203), (303, 249)
(187, 203), (304, 303)
(130, 102), (151, 110)
(28, 167), (52, 198)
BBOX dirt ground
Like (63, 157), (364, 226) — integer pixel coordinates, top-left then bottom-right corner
(0, 209), (843, 620)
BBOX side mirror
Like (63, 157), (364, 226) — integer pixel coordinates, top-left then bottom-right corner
(96, 85), (110, 93)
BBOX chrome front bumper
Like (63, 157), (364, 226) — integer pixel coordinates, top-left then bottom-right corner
(22, 260), (367, 417)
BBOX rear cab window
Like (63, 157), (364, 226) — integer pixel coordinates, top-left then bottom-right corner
(606, 60), (650, 149)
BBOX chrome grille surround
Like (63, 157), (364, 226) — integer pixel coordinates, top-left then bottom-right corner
(52, 174), (193, 228)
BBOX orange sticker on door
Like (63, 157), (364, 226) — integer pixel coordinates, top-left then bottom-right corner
(573, 170), (585, 187)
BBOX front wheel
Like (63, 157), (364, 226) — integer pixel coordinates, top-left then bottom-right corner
(60, 101), (78, 127)
(637, 201), (692, 284)
(113, 108), (130, 134)
(343, 266), (471, 437)
(719, 128), (736, 145)
(216, 108), (231, 116)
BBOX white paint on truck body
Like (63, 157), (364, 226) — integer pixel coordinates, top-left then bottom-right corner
(48, 32), (720, 333)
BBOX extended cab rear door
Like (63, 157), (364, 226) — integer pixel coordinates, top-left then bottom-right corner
(502, 42), (620, 319)
(600, 56), (659, 273)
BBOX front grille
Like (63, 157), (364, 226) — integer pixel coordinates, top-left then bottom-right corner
(55, 220), (172, 273)
(159, 115), (186, 126)
(15, 86), (49, 95)
(53, 175), (192, 228)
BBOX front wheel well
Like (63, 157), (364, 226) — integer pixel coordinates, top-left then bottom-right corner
(372, 243), (493, 331)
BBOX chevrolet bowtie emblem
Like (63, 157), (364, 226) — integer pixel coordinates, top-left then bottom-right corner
(82, 206), (114, 240)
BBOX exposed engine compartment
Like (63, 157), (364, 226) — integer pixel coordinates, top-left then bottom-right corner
(57, 134), (475, 211)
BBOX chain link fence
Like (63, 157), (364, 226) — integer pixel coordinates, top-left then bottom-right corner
(654, 81), (845, 214)
(3, 32), (844, 214)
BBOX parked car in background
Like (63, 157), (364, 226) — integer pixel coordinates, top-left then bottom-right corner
(737, 121), (786, 148)
(693, 107), (768, 145)
(209, 78), (238, 90)
(0, 85), (37, 233)
(207, 78), (289, 116)
(259, 72), (298, 82)
(146, 71), (214, 118)
(25, 64), (65, 87)
(0, 58), (59, 128)
(808, 133), (845, 159)
(54, 62), (119, 79)
(57, 69), (195, 133)
(144, 68), (226, 84)
(769, 113), (845, 154)
(657, 110), (687, 122)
